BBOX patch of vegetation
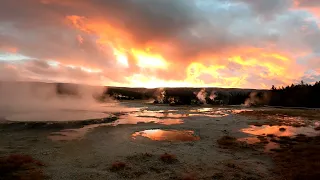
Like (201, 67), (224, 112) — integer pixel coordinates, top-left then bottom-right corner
(218, 160), (263, 180)
(179, 173), (197, 180)
(126, 153), (153, 163)
(110, 161), (127, 172)
(271, 136), (320, 180)
(110, 152), (181, 178)
(211, 172), (224, 179)
(267, 134), (275, 138)
(160, 153), (178, 164)
(217, 136), (238, 147)
(0, 154), (45, 180)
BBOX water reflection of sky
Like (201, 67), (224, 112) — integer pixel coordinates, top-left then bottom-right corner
(239, 124), (320, 152)
(49, 114), (184, 141)
(6, 111), (111, 122)
(132, 129), (200, 141)
(46, 107), (273, 142)
(112, 114), (184, 126)
(241, 125), (319, 137)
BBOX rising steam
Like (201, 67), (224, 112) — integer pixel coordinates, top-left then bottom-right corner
(195, 88), (207, 104)
(0, 82), (136, 118)
(244, 91), (270, 107)
(209, 91), (217, 101)
(153, 88), (166, 103)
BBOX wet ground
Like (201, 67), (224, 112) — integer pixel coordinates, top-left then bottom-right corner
(0, 101), (319, 180)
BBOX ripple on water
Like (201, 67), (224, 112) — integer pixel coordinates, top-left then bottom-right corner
(132, 129), (200, 141)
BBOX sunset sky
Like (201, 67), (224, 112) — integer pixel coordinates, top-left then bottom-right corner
(1, 0), (320, 89)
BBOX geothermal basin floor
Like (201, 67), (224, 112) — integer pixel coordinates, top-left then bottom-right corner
(0, 102), (320, 180)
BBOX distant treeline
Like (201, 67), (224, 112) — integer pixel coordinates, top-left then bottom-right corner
(41, 81), (320, 107)
(269, 81), (320, 108)
(105, 87), (255, 106)
(105, 81), (320, 108)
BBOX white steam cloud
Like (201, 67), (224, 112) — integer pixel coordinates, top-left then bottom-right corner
(209, 91), (217, 101)
(154, 88), (166, 103)
(0, 82), (138, 121)
(195, 88), (207, 104)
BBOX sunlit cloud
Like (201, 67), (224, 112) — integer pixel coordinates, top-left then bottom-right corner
(0, 0), (319, 88)
(0, 53), (32, 61)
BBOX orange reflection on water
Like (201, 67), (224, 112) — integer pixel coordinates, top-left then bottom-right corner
(231, 109), (253, 114)
(237, 137), (260, 144)
(132, 129), (200, 141)
(135, 111), (188, 119)
(241, 125), (318, 137)
(188, 108), (230, 117)
(113, 114), (183, 125)
(6, 111), (111, 122)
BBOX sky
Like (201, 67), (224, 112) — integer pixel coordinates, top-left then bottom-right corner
(1, 0), (320, 89)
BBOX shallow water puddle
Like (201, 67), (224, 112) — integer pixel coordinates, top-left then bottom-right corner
(241, 125), (319, 137)
(188, 108), (230, 117)
(132, 129), (200, 141)
(189, 108), (254, 117)
(237, 136), (280, 152)
(230, 109), (253, 114)
(49, 115), (184, 141)
(187, 113), (228, 118)
(113, 114), (184, 125)
(133, 111), (188, 119)
(191, 108), (214, 112)
(239, 125), (319, 152)
(6, 111), (111, 122)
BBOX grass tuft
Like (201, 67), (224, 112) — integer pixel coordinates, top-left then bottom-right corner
(160, 153), (177, 164)
(0, 154), (45, 180)
(110, 161), (126, 172)
(180, 173), (197, 180)
(217, 136), (237, 147)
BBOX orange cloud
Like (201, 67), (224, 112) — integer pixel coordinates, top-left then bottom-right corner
(1, 0), (318, 88)
(0, 46), (18, 53)
(64, 15), (307, 88)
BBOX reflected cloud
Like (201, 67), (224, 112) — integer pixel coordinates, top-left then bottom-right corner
(112, 114), (184, 126)
(241, 125), (319, 137)
(132, 129), (200, 141)
(6, 111), (111, 122)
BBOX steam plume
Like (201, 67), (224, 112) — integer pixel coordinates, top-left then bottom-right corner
(244, 91), (270, 107)
(0, 82), (135, 117)
(209, 91), (217, 100)
(153, 88), (166, 103)
(195, 88), (207, 104)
